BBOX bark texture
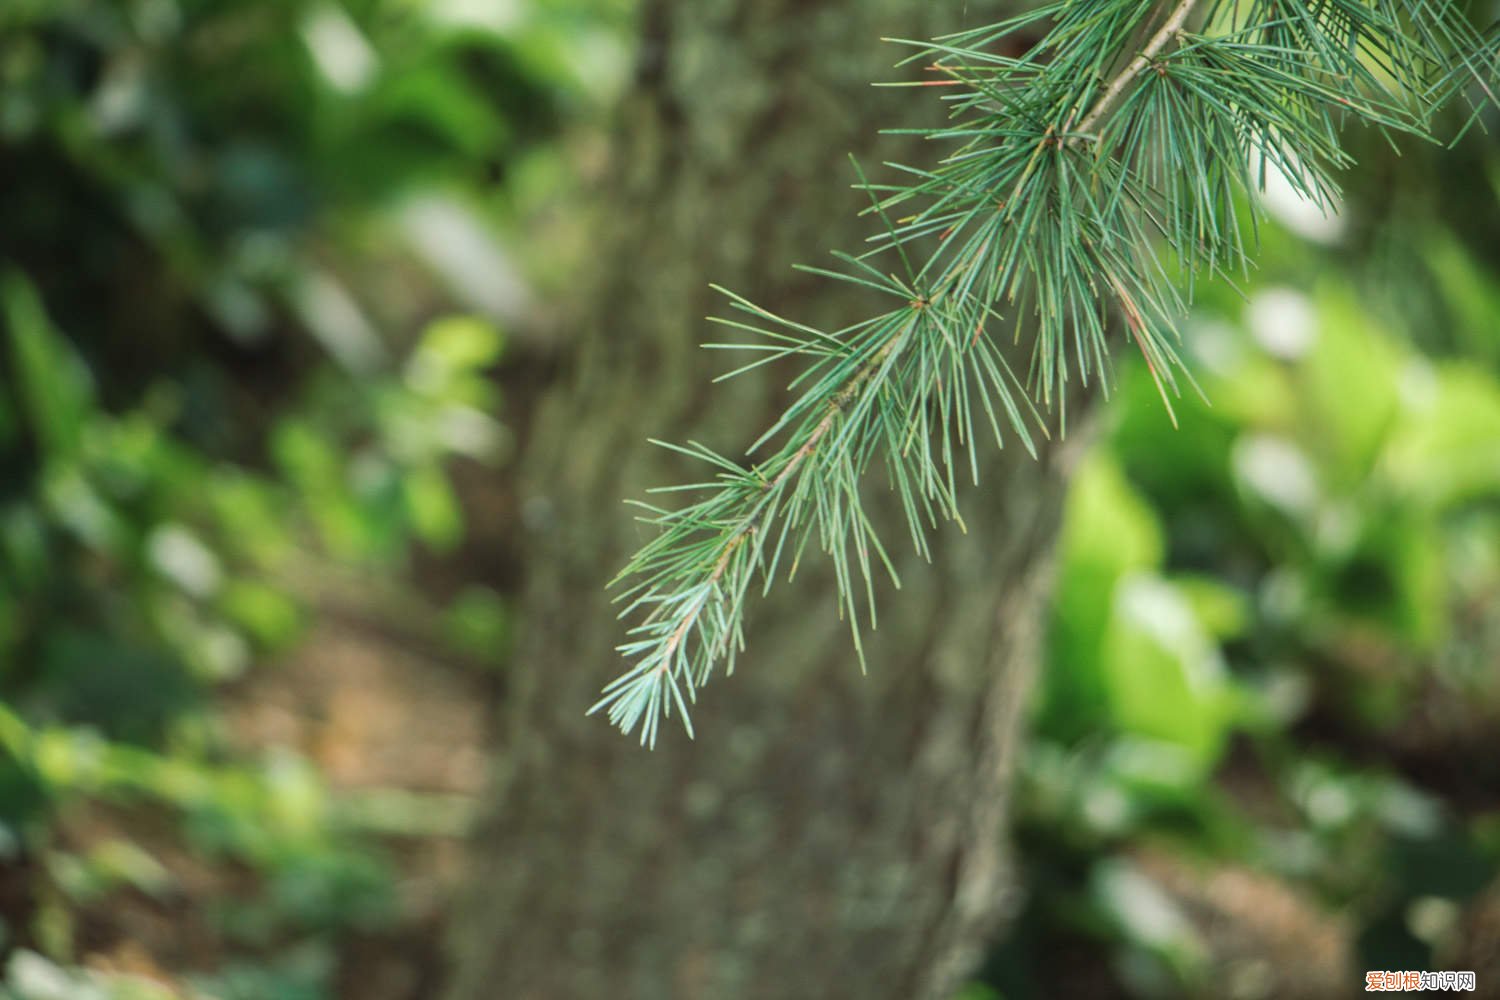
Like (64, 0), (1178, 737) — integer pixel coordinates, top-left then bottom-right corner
(446, 2), (1076, 997)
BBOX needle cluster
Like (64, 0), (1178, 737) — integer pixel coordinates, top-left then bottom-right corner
(594, 0), (1499, 746)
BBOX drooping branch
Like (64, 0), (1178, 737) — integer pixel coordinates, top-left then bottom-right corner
(594, 0), (1499, 745)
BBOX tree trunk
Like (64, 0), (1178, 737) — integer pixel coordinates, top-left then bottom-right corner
(447, 2), (1076, 998)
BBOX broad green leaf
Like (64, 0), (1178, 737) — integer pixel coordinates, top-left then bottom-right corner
(1101, 575), (1233, 771)
(1043, 452), (1163, 738)
(1297, 287), (1401, 487)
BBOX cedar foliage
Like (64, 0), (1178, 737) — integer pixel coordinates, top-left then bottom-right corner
(593, 0), (1500, 745)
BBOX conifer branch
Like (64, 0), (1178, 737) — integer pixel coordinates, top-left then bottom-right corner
(594, 0), (1500, 745)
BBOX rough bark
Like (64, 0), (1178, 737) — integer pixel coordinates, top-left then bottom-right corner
(446, 2), (1076, 998)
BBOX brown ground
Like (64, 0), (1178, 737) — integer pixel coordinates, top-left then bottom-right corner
(50, 610), (496, 1000)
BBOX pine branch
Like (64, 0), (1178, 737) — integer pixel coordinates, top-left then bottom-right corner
(594, 0), (1500, 746)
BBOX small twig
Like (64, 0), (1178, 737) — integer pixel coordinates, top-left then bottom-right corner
(1072, 0), (1200, 143)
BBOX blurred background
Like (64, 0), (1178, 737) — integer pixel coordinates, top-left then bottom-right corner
(0, 2), (1497, 999)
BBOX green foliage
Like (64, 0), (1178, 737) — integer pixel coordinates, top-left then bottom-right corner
(0, 268), (504, 718)
(271, 315), (507, 560)
(1050, 453), (1236, 771)
(0, 0), (575, 992)
(600, 0), (1500, 743)
(0, 274), (498, 996)
(987, 227), (1500, 999)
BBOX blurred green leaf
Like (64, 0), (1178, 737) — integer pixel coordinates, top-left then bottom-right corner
(1043, 452), (1163, 739)
(1298, 287), (1402, 488)
(1388, 362), (1500, 508)
(219, 580), (304, 649)
(403, 462), (463, 551)
(1170, 576), (1249, 641)
(1101, 576), (1233, 771)
(2, 271), (90, 462)
(408, 314), (504, 385)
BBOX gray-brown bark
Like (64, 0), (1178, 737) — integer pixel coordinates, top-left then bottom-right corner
(445, 2), (1076, 998)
